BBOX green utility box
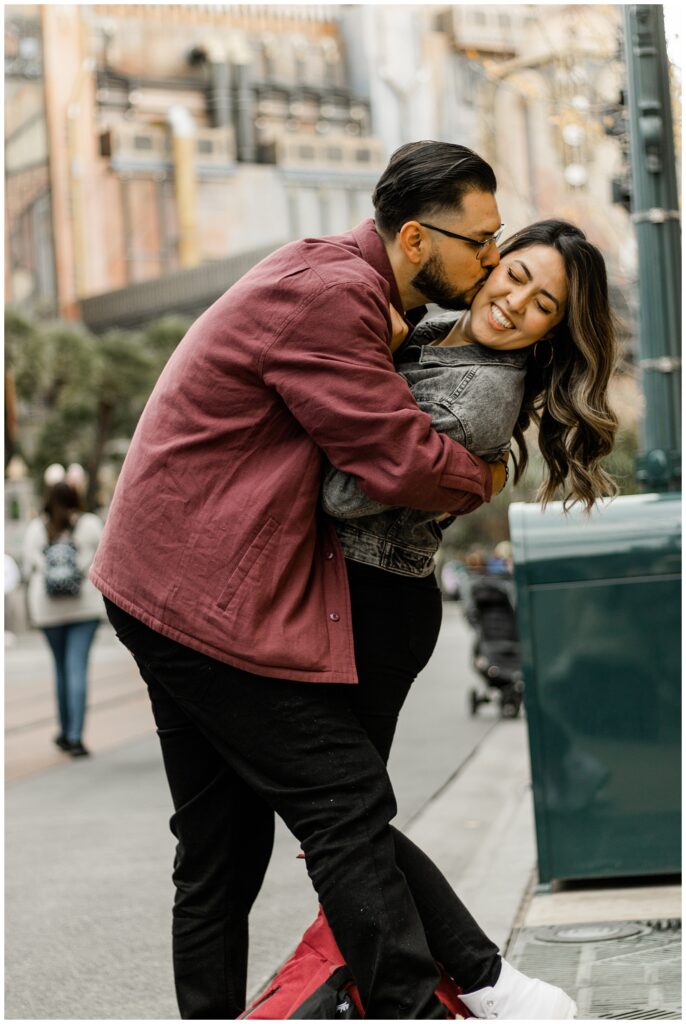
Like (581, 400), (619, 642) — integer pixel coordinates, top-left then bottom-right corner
(509, 493), (681, 885)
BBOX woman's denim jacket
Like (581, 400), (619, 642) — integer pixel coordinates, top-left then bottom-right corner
(321, 313), (529, 577)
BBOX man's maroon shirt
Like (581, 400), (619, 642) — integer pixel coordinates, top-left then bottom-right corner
(90, 220), (492, 682)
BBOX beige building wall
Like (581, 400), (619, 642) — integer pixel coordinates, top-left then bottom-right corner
(7, 4), (642, 325)
(16, 4), (382, 317)
(454, 4), (635, 323)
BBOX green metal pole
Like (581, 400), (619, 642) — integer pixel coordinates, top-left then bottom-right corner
(623, 5), (681, 491)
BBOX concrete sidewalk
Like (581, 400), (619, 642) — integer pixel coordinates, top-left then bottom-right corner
(5, 615), (681, 1020)
(5, 608), (497, 1018)
(406, 724), (682, 1020)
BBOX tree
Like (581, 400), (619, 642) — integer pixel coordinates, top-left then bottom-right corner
(4, 309), (191, 509)
(83, 328), (158, 509)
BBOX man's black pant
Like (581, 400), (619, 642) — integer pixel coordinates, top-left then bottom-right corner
(105, 563), (498, 1020)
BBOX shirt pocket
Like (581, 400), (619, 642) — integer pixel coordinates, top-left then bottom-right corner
(216, 516), (281, 613)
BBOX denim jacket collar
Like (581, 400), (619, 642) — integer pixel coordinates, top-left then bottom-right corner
(404, 314), (530, 369)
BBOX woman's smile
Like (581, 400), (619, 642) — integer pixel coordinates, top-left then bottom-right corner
(487, 303), (515, 331)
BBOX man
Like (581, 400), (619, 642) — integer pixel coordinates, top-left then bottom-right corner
(92, 142), (509, 1019)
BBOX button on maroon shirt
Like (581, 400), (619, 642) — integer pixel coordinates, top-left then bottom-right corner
(90, 220), (492, 683)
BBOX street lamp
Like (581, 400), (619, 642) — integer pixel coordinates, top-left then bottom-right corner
(622, 5), (681, 491)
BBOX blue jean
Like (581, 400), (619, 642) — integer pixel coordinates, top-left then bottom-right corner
(42, 619), (100, 744)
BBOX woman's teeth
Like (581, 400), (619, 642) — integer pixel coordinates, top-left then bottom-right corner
(490, 304), (514, 329)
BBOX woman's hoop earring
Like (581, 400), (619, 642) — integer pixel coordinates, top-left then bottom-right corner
(533, 338), (554, 368)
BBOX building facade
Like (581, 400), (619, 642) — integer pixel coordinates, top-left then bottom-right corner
(6, 4), (384, 322)
(5, 4), (640, 335)
(344, 4), (636, 333)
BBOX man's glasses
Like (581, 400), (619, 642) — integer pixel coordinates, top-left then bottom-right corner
(419, 222), (505, 260)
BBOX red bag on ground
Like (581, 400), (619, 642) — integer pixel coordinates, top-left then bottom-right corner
(238, 906), (468, 1019)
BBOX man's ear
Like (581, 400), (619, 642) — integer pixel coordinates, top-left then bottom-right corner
(396, 221), (427, 265)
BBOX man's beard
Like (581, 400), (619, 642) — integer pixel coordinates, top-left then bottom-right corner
(411, 251), (481, 311)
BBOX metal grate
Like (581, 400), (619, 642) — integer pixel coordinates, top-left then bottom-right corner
(507, 919), (681, 1019)
(611, 1012), (680, 1020)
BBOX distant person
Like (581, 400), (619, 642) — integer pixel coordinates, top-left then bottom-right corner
(465, 545), (488, 571)
(23, 482), (104, 757)
(43, 462), (67, 486)
(65, 461), (88, 499)
(439, 557), (463, 599)
(486, 544), (510, 576)
(492, 540), (513, 574)
(4, 552), (21, 645)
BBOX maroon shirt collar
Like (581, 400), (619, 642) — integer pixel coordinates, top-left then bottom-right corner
(351, 218), (405, 314)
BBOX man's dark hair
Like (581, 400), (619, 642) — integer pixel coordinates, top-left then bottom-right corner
(372, 140), (497, 239)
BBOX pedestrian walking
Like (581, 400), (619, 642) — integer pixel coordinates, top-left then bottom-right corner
(23, 480), (104, 757)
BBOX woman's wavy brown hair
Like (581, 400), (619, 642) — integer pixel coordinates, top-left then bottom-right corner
(502, 220), (619, 511)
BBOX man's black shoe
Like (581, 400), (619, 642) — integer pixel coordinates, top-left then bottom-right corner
(53, 734), (71, 752)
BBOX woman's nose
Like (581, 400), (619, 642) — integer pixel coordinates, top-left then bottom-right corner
(506, 289), (528, 314)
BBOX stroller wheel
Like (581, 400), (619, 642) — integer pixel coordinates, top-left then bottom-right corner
(500, 686), (522, 718)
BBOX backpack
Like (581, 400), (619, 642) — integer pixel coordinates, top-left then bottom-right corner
(238, 907), (468, 1019)
(44, 532), (82, 598)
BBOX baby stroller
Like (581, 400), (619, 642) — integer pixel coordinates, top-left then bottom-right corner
(463, 573), (524, 718)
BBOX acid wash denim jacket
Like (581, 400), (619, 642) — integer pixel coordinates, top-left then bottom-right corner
(321, 313), (529, 578)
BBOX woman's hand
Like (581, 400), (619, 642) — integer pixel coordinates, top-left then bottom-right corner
(388, 304), (409, 352)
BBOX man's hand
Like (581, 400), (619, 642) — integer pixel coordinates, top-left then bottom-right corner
(437, 449), (509, 518)
(388, 304), (409, 352)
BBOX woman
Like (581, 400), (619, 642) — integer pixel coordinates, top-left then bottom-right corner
(319, 220), (618, 1018)
(23, 480), (105, 757)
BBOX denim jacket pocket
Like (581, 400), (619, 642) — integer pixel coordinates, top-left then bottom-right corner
(217, 516), (281, 612)
(447, 365), (477, 403)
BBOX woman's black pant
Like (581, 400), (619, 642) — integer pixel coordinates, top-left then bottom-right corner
(344, 560), (500, 991)
(104, 562), (498, 1020)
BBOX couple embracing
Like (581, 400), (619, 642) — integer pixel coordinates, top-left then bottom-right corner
(91, 140), (617, 1020)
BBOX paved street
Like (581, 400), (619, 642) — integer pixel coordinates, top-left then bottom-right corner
(6, 602), (501, 1019)
(5, 625), (152, 783)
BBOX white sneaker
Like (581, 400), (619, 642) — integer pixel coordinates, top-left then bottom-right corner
(460, 959), (577, 1019)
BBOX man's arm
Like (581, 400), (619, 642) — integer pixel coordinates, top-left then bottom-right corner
(321, 399), (509, 519)
(262, 279), (494, 514)
(321, 461), (393, 519)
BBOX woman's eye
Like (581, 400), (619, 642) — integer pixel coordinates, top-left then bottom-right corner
(507, 268), (553, 314)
